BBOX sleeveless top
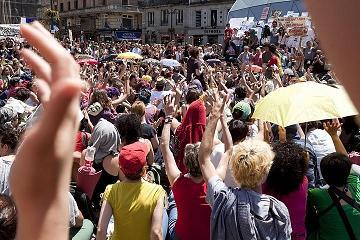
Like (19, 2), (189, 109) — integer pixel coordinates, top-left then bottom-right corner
(172, 175), (211, 240)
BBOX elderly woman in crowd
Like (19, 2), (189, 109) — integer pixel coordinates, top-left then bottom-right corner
(198, 91), (292, 240)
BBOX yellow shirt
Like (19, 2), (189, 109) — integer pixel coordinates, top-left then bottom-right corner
(103, 180), (166, 240)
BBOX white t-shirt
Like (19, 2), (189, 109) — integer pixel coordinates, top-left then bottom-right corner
(210, 143), (237, 187)
(150, 90), (172, 109)
(306, 129), (336, 180)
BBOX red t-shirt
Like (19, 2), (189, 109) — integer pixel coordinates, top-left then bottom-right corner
(224, 28), (234, 42)
(267, 55), (278, 67)
(172, 175), (211, 240)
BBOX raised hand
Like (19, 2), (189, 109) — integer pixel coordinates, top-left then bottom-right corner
(9, 22), (81, 240)
(205, 89), (229, 119)
(323, 119), (342, 137)
(164, 94), (175, 117)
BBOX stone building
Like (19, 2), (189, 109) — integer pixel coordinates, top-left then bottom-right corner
(0, 0), (40, 24)
(141, 0), (234, 45)
(56, 0), (142, 40)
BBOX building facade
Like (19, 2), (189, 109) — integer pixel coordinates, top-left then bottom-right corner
(55, 0), (142, 40)
(0, 0), (41, 24)
(141, 0), (234, 45)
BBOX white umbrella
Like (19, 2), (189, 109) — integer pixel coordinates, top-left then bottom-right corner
(160, 59), (181, 67)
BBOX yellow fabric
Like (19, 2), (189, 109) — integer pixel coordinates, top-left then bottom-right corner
(252, 82), (358, 127)
(103, 180), (166, 240)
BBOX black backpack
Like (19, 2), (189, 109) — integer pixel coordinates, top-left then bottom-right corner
(70, 183), (98, 224)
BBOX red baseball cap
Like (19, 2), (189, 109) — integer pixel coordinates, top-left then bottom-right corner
(119, 142), (147, 176)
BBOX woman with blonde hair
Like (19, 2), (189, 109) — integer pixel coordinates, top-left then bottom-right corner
(198, 91), (292, 240)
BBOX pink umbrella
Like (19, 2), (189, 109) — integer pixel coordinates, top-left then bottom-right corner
(245, 64), (263, 73)
(77, 59), (99, 65)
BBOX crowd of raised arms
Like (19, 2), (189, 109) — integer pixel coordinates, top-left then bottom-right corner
(0, 2), (360, 240)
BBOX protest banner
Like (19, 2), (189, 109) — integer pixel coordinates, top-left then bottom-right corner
(288, 27), (308, 37)
(277, 16), (307, 28)
(260, 7), (270, 20)
(0, 24), (20, 37)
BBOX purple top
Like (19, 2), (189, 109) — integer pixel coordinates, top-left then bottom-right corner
(263, 177), (308, 240)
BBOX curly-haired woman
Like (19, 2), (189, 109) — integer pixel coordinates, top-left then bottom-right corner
(263, 141), (309, 240)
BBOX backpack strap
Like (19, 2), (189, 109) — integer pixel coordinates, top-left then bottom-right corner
(330, 186), (360, 212)
(328, 188), (357, 240)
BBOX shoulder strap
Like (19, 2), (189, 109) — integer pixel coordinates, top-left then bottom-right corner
(330, 186), (360, 212)
(328, 188), (357, 240)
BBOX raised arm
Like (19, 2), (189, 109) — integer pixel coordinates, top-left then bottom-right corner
(199, 91), (228, 183)
(112, 74), (130, 107)
(323, 119), (348, 156)
(10, 22), (81, 240)
(160, 95), (181, 186)
(216, 113), (233, 180)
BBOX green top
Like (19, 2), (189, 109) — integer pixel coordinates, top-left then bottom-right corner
(308, 174), (360, 240)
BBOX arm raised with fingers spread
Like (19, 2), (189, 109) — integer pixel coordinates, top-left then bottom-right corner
(216, 110), (233, 181)
(9, 22), (81, 240)
(160, 95), (181, 186)
(198, 91), (228, 183)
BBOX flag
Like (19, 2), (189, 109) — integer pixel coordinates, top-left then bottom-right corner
(20, 17), (36, 24)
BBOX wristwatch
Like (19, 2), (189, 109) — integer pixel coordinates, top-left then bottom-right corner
(164, 116), (173, 124)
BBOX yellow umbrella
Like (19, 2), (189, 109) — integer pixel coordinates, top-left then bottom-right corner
(252, 81), (358, 127)
(117, 52), (143, 60)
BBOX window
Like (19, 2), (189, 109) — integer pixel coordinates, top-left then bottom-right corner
(122, 15), (133, 29)
(103, 0), (106, 5)
(75, 0), (78, 9)
(176, 9), (183, 24)
(83, 0), (86, 8)
(148, 12), (154, 26)
(67, 1), (71, 10)
(60, 2), (64, 11)
(122, 0), (129, 5)
(161, 10), (169, 26)
(210, 10), (217, 27)
(195, 11), (201, 27)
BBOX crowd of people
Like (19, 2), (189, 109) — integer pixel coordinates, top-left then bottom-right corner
(0, 12), (359, 240)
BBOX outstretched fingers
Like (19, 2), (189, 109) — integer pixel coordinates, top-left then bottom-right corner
(20, 23), (79, 79)
(21, 48), (51, 83)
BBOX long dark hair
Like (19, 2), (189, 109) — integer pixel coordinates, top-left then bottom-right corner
(90, 89), (112, 109)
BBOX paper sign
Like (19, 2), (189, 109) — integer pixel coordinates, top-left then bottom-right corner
(288, 27), (308, 37)
(277, 16), (307, 28)
(0, 24), (20, 37)
(260, 7), (270, 20)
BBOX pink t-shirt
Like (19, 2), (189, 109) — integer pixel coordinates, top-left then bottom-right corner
(263, 177), (308, 240)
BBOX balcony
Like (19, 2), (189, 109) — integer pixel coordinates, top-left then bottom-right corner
(59, 4), (140, 17)
(139, 0), (232, 7)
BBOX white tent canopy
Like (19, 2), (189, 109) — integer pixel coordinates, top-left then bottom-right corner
(228, 0), (306, 20)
